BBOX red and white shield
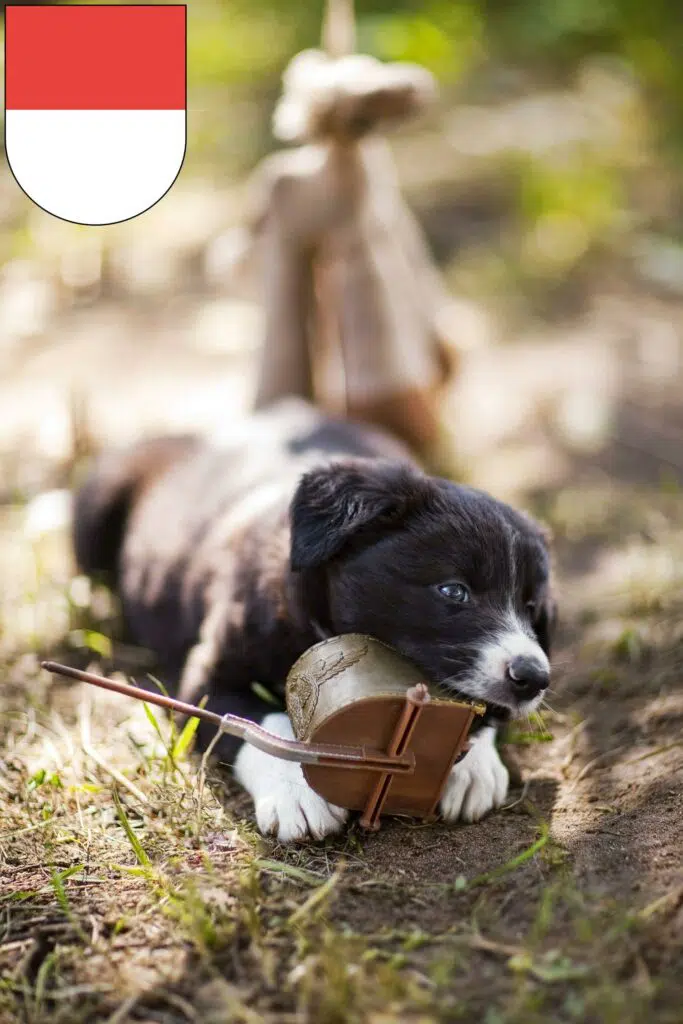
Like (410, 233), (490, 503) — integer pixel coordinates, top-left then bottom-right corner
(5, 4), (186, 225)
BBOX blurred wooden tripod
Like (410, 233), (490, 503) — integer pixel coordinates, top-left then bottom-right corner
(242, 0), (460, 455)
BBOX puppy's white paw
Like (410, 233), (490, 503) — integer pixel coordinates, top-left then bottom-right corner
(440, 726), (509, 823)
(234, 713), (348, 842)
(253, 764), (348, 842)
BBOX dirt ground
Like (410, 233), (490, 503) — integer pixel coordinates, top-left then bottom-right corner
(0, 261), (682, 1022)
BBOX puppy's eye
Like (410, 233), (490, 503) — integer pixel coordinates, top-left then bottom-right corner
(436, 582), (470, 603)
(526, 600), (537, 615)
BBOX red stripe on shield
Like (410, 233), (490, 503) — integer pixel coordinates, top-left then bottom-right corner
(5, 4), (186, 110)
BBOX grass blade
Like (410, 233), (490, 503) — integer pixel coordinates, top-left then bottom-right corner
(171, 694), (207, 762)
(51, 867), (71, 917)
(142, 701), (165, 744)
(113, 790), (150, 867)
(50, 863), (84, 916)
(289, 870), (341, 926)
(171, 714), (200, 760)
(467, 825), (550, 889)
(256, 858), (325, 886)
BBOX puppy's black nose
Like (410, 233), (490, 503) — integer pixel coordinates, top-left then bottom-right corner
(507, 656), (549, 700)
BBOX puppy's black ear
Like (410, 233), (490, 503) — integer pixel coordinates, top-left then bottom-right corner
(290, 459), (431, 571)
(532, 587), (558, 657)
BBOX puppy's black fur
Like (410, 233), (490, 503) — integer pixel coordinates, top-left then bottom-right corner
(74, 399), (556, 763)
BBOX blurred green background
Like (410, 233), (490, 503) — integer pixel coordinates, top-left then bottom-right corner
(1, 0), (683, 493)
(188, 0), (683, 310)
(1, 0), (682, 310)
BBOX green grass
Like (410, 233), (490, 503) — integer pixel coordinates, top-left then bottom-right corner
(1, 475), (682, 1023)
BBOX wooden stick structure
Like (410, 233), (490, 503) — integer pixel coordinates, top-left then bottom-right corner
(358, 681), (430, 830)
(41, 661), (415, 775)
(322, 0), (355, 58)
(229, 0), (460, 456)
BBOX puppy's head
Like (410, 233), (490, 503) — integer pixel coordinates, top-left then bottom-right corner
(290, 459), (556, 719)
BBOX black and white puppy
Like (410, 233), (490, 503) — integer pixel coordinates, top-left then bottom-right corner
(73, 399), (556, 841)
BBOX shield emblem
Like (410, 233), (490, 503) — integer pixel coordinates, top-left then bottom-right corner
(5, 4), (186, 226)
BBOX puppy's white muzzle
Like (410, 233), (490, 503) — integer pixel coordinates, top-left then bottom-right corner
(461, 615), (550, 716)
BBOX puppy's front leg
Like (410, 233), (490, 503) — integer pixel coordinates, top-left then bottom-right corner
(440, 726), (509, 823)
(180, 612), (347, 841)
(234, 713), (348, 842)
